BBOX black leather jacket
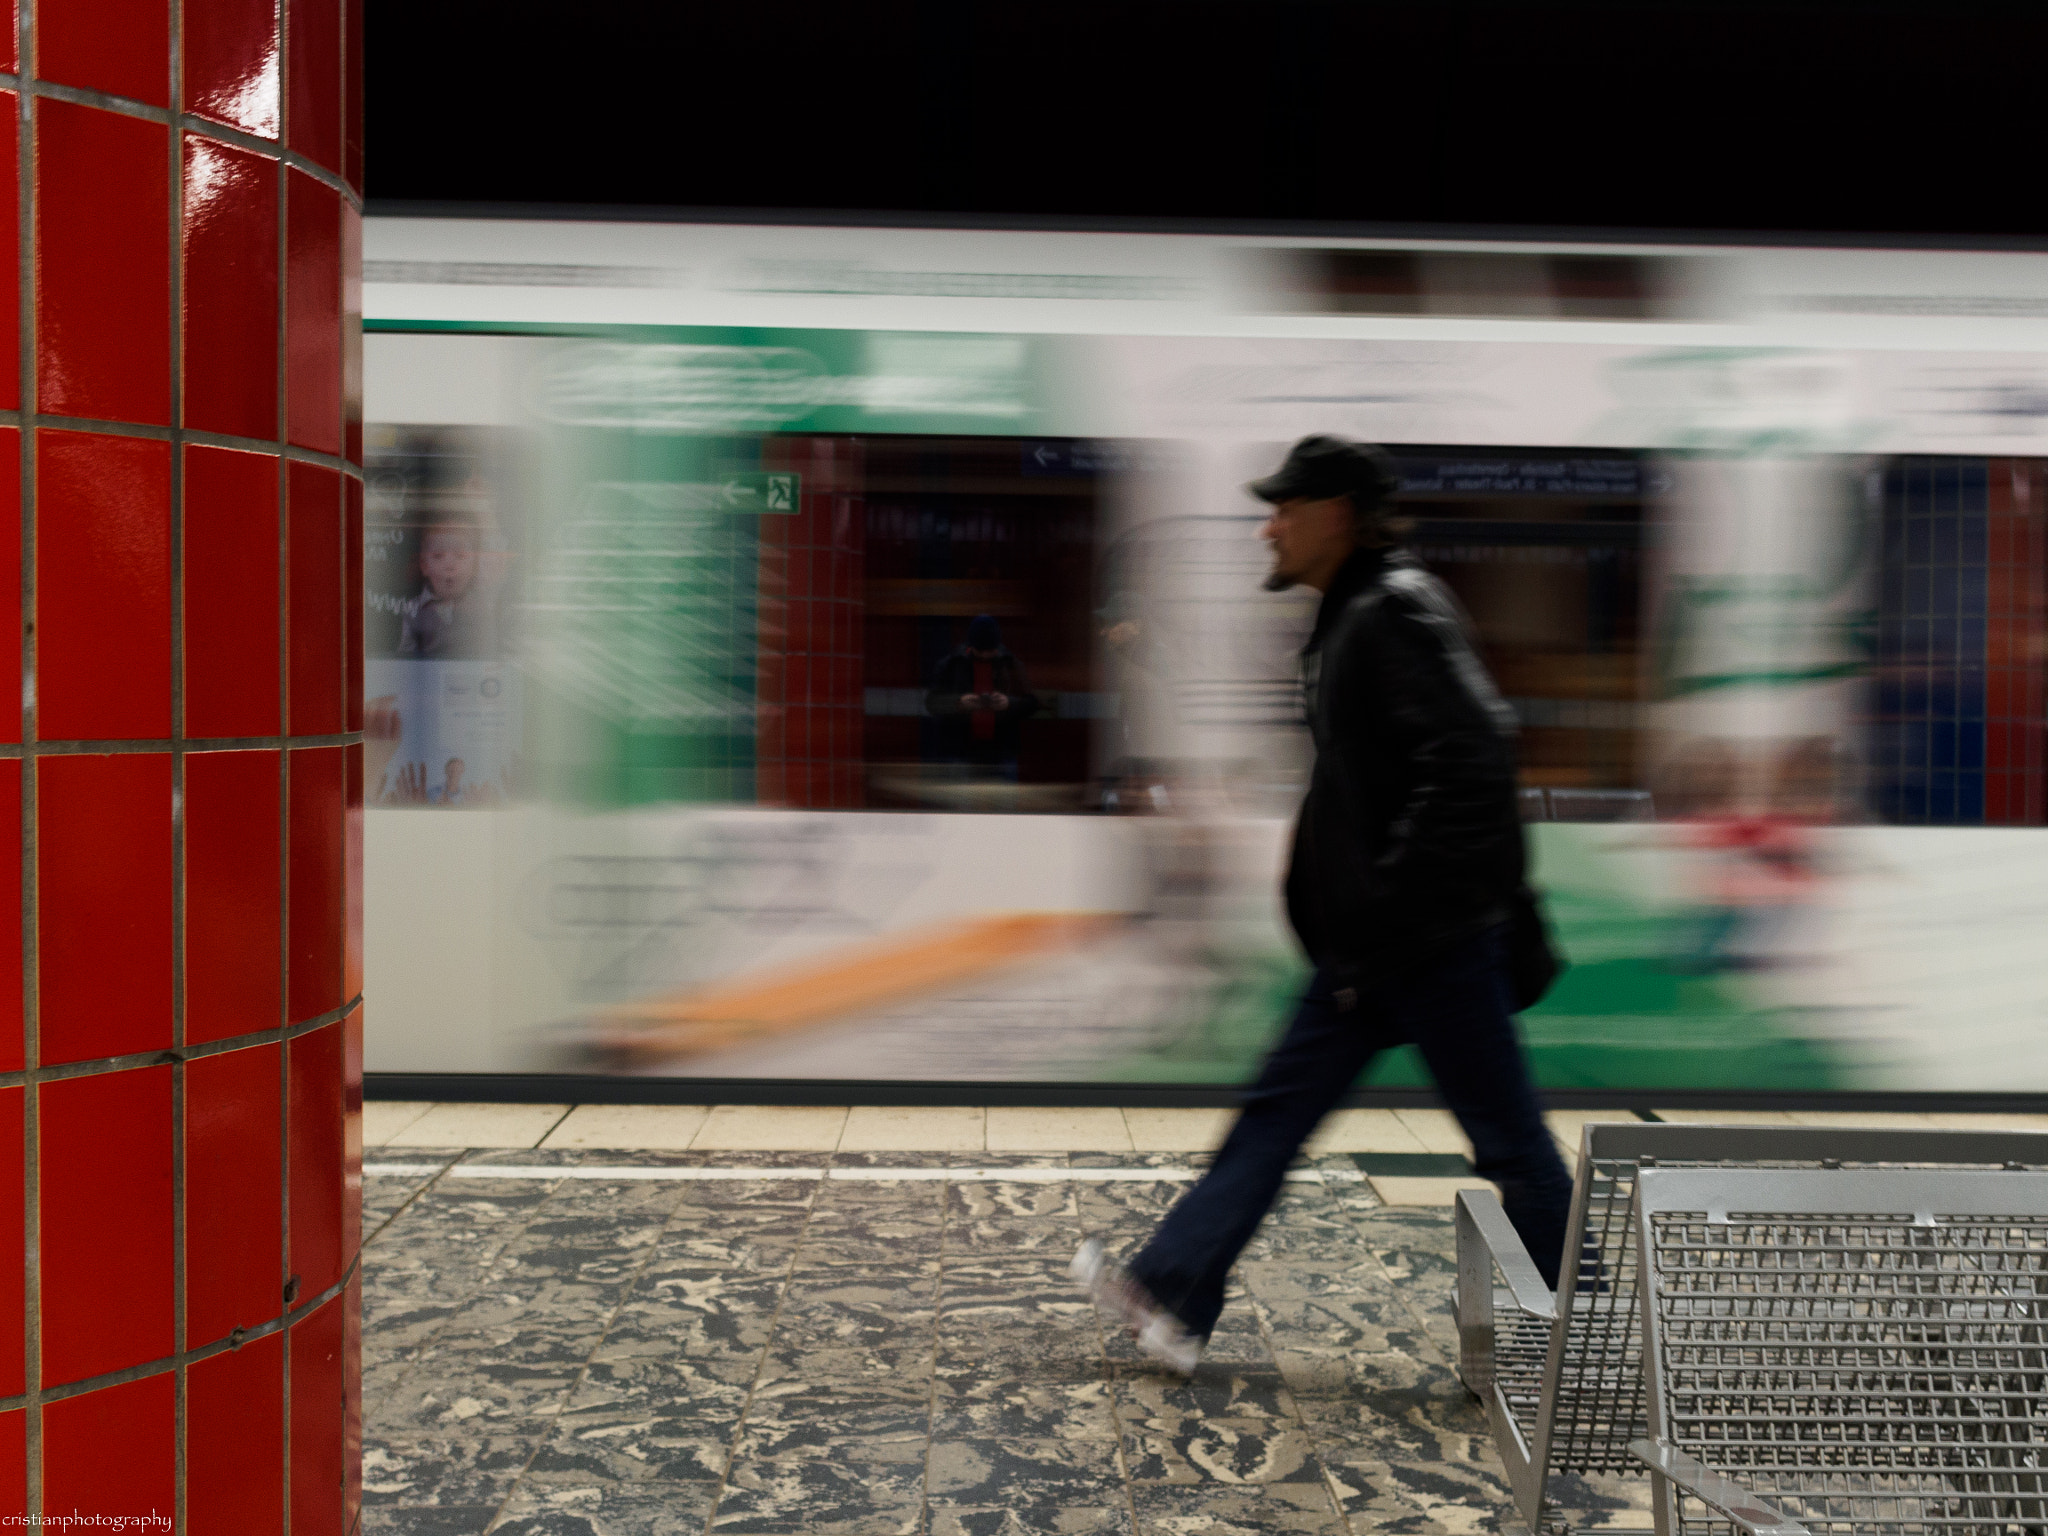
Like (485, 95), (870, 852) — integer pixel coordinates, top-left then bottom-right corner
(1284, 547), (1528, 975)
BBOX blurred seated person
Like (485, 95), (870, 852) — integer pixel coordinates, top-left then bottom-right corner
(926, 614), (1039, 780)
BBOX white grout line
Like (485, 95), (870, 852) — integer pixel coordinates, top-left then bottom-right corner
(363, 1162), (1365, 1184)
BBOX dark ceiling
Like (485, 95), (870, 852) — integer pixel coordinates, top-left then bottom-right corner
(365, 1), (2048, 243)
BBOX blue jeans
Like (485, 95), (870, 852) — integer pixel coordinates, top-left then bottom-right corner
(1128, 928), (1575, 1338)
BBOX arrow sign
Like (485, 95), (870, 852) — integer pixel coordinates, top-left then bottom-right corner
(718, 472), (802, 513)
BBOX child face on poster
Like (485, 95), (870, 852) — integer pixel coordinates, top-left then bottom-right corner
(420, 524), (480, 602)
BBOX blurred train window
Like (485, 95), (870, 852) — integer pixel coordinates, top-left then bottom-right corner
(1256, 250), (1690, 320)
(1389, 449), (1651, 817)
(1867, 457), (2048, 826)
(756, 435), (1101, 813)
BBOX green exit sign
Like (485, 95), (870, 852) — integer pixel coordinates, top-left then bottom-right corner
(721, 472), (801, 513)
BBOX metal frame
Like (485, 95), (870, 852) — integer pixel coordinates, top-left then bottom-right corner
(1454, 1123), (2048, 1532)
(1630, 1165), (2048, 1536)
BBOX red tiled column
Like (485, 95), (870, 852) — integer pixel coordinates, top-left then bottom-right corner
(3, 0), (363, 1527)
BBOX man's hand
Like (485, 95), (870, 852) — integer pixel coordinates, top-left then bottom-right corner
(960, 693), (984, 709)
(364, 693), (402, 792)
(385, 762), (428, 803)
(988, 691), (1009, 710)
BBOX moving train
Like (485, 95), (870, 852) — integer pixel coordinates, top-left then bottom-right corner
(360, 214), (2048, 1098)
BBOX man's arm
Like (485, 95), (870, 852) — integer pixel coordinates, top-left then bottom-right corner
(1344, 590), (1520, 914)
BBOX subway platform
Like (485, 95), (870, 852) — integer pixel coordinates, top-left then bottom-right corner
(359, 1105), (2048, 1535)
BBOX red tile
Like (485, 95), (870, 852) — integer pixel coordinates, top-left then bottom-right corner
(288, 745), (343, 1021)
(36, 754), (172, 1064)
(188, 1331), (284, 1534)
(184, 444), (281, 737)
(342, 204), (362, 463)
(35, 101), (170, 426)
(0, 763), (18, 1072)
(286, 0), (341, 173)
(344, 745), (362, 998)
(0, 105), (17, 411)
(342, 0), (362, 190)
(0, 1411), (22, 1520)
(0, 432), (16, 740)
(289, 460), (343, 733)
(183, 0), (280, 137)
(186, 1042), (283, 1346)
(38, 1067), (174, 1384)
(44, 1373), (174, 1523)
(36, 0), (169, 104)
(0, 6), (11, 73)
(0, 1090), (19, 1395)
(288, 1019), (344, 1297)
(289, 1292), (346, 1536)
(35, 430), (172, 740)
(345, 475), (364, 728)
(286, 170), (341, 454)
(186, 753), (281, 1037)
(183, 138), (279, 440)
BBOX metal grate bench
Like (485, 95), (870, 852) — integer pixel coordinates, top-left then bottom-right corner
(1628, 1164), (2048, 1536)
(1455, 1123), (2048, 1532)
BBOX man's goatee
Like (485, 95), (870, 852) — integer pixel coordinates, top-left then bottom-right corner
(1262, 570), (1296, 592)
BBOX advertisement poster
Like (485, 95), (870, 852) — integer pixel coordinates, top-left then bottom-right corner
(364, 426), (523, 805)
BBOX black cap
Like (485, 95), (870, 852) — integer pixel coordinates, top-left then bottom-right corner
(1248, 436), (1401, 509)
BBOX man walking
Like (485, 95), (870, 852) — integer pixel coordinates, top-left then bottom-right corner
(1074, 435), (1574, 1372)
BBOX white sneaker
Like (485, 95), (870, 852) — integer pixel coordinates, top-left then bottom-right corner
(1070, 1237), (1205, 1375)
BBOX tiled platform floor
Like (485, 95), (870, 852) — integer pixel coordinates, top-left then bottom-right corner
(361, 1107), (2048, 1535)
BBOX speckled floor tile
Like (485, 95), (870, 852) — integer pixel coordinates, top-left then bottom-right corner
(528, 1408), (734, 1483)
(1129, 1482), (1348, 1534)
(1289, 1354), (1499, 1469)
(798, 1222), (948, 1267)
(926, 1437), (1127, 1503)
(947, 1179), (1080, 1225)
(1244, 1282), (1439, 1358)
(709, 1457), (926, 1534)
(361, 1432), (540, 1508)
(565, 1353), (761, 1421)
(598, 1272), (788, 1360)
(1322, 1456), (1518, 1533)
(362, 1506), (500, 1535)
(1113, 1367), (1299, 1426)
(734, 1374), (933, 1461)
(932, 1364), (1120, 1438)
(355, 1141), (1612, 1535)
(928, 1506), (1134, 1536)
(489, 1477), (722, 1535)
(370, 1353), (581, 1433)
(1122, 1421), (1326, 1488)
(1103, 1318), (1270, 1369)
